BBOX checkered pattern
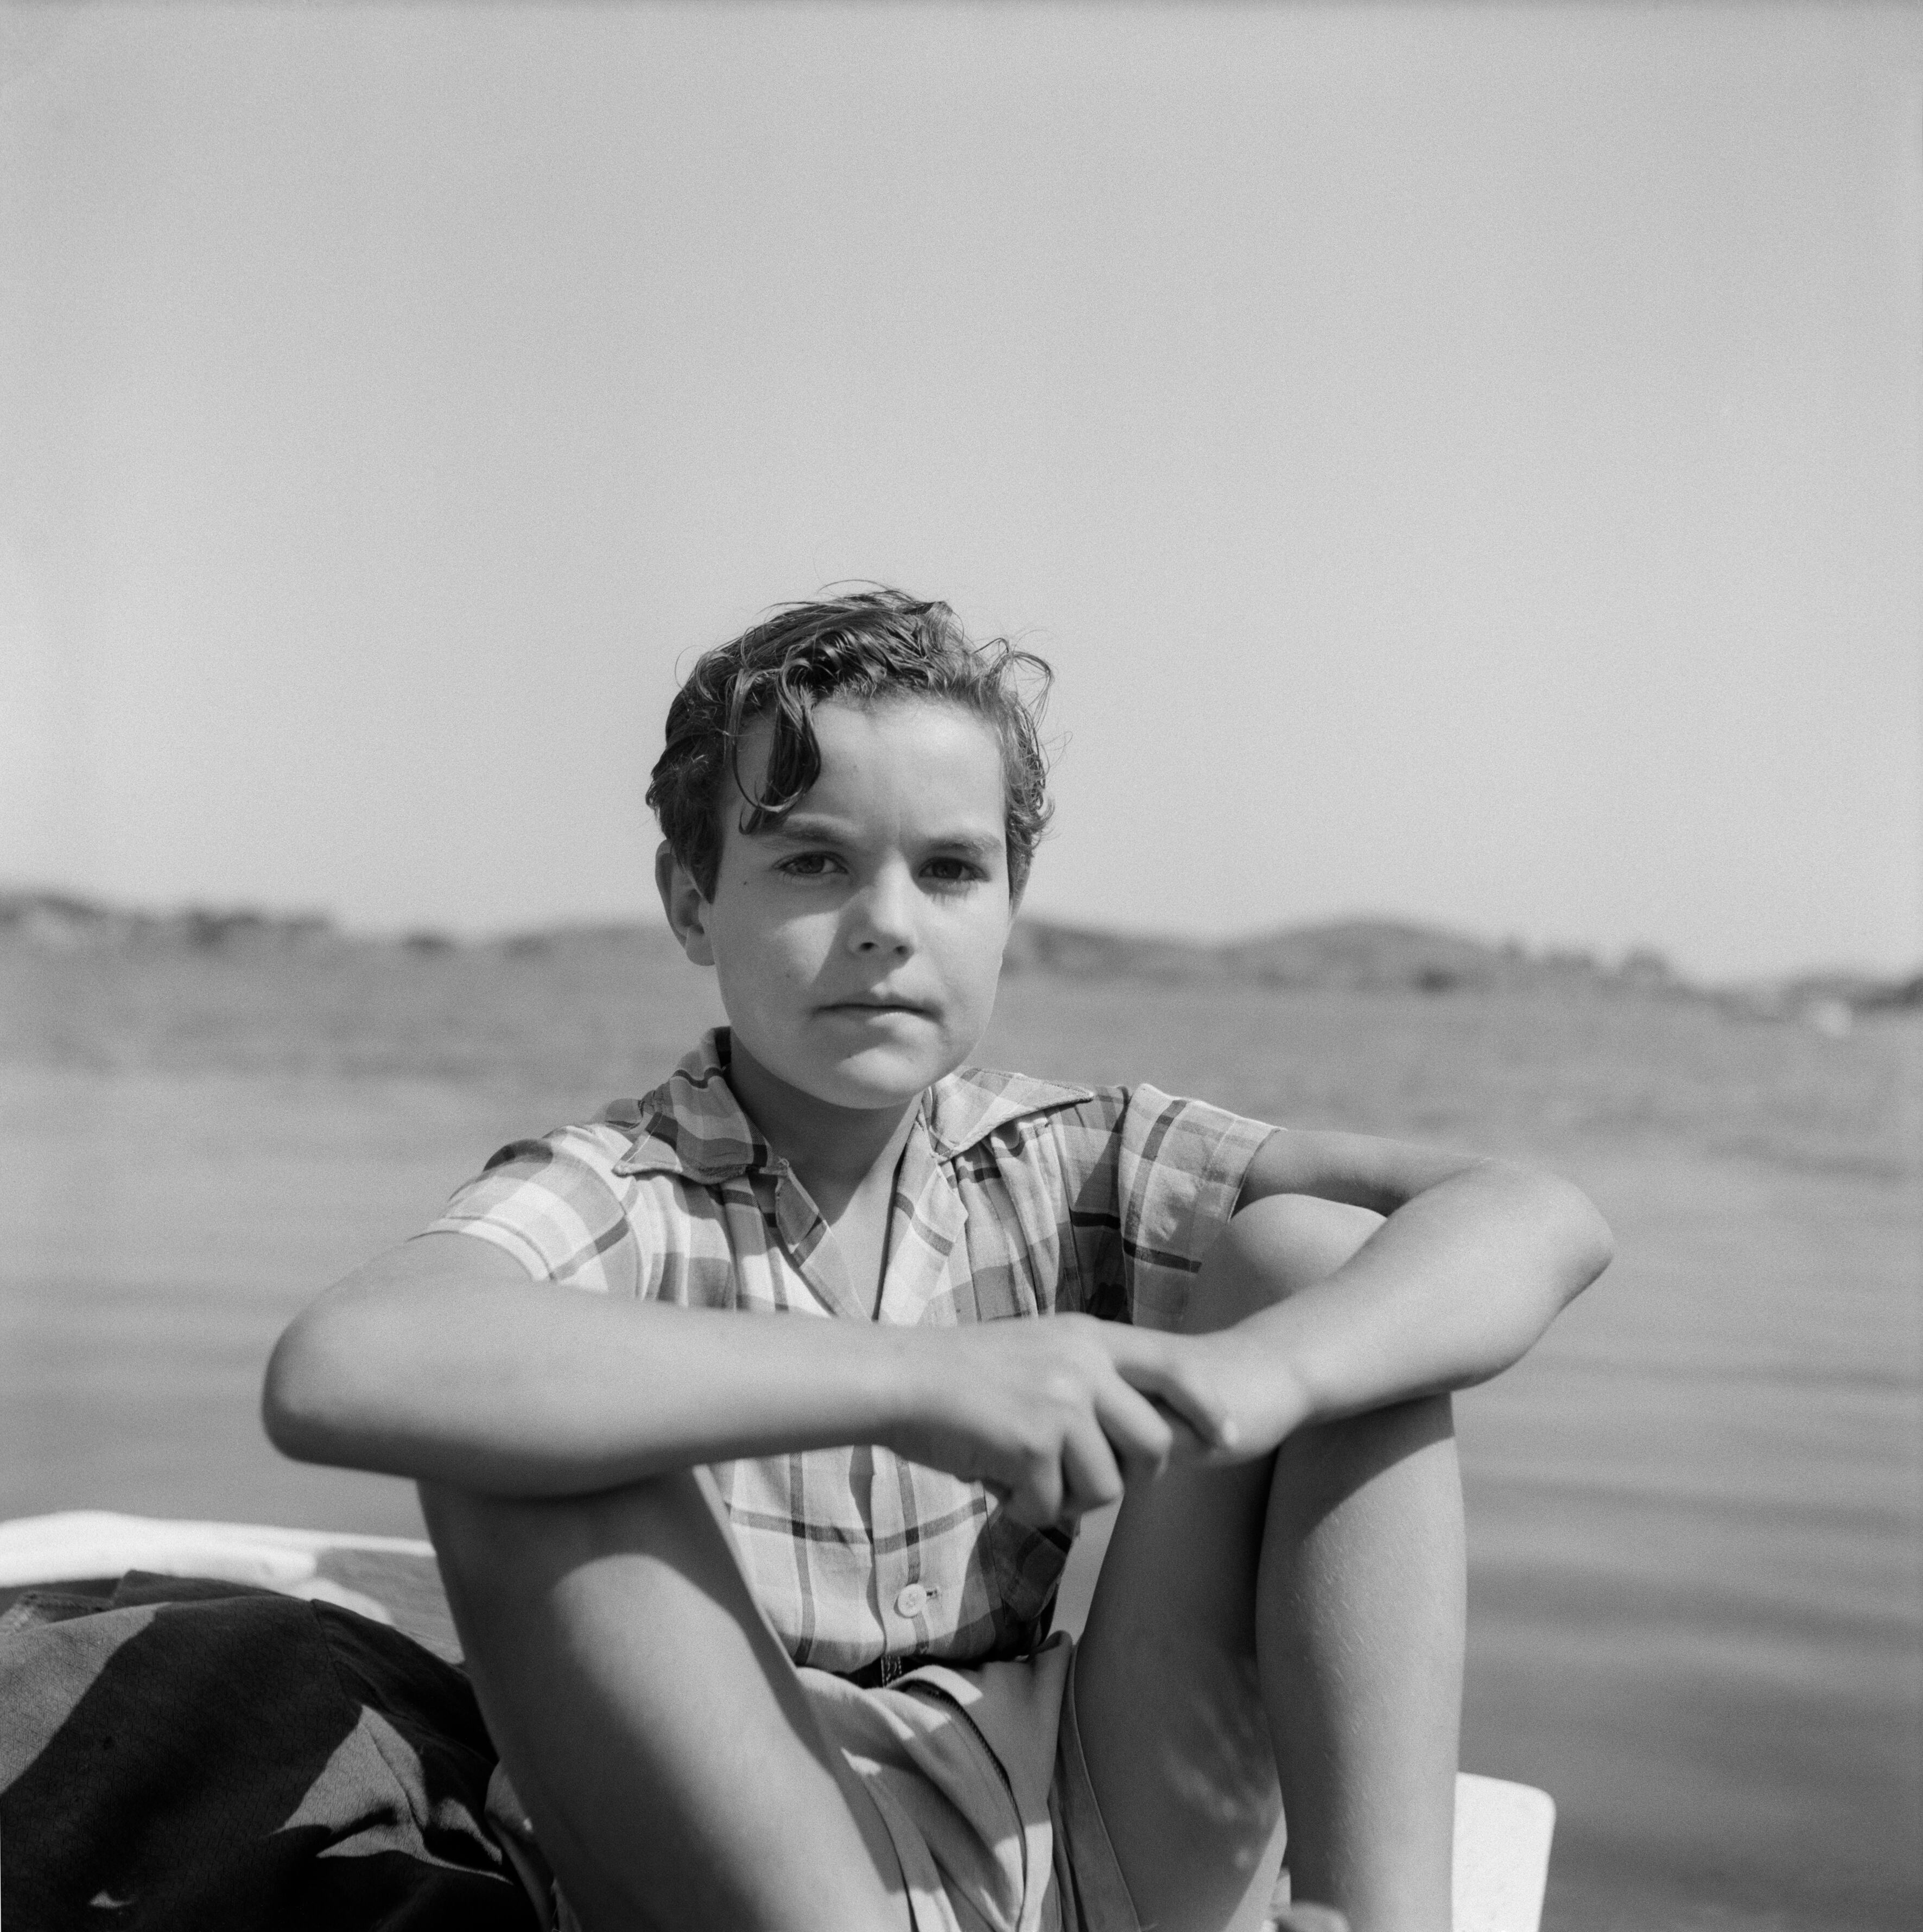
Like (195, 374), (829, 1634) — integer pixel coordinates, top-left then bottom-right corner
(425, 1028), (1273, 1675)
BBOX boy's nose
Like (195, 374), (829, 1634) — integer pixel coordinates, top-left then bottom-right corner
(847, 872), (916, 955)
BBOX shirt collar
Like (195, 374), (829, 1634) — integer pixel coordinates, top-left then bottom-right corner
(611, 1027), (1093, 1182)
(610, 1029), (770, 1183)
(922, 1063), (1095, 1158)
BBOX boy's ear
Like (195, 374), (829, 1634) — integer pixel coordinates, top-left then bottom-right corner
(655, 842), (716, 967)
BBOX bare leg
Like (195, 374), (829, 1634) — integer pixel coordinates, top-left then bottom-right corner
(421, 1468), (908, 1932)
(1074, 1197), (1465, 1932)
(1259, 1393), (1462, 1929)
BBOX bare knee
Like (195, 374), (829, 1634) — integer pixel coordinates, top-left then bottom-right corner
(1189, 1193), (1381, 1333)
(420, 1467), (723, 1610)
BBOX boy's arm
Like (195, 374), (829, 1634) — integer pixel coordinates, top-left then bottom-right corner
(262, 1233), (1228, 1518)
(1167, 1128), (1614, 1454)
(263, 1133), (1609, 1516)
(265, 1233), (905, 1495)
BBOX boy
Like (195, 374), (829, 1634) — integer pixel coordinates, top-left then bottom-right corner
(264, 590), (1611, 1932)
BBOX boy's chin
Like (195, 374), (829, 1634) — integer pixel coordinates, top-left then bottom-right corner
(763, 1032), (968, 1113)
(728, 1015), (981, 1115)
(808, 1043), (959, 1110)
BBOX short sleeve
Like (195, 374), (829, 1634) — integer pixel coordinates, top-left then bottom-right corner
(1114, 1084), (1275, 1331)
(421, 1122), (644, 1298)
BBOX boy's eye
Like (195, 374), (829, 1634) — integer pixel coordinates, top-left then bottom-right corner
(923, 857), (983, 885)
(776, 853), (841, 878)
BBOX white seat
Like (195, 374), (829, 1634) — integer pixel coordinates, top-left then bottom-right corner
(1453, 1771), (1556, 1932)
(1266, 1776), (1553, 1932)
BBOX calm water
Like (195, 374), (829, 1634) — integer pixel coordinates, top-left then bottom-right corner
(5, 951), (1918, 1929)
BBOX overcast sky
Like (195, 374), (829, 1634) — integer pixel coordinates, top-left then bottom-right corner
(3, 2), (1919, 978)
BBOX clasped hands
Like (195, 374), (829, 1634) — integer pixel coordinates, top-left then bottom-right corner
(887, 1313), (1312, 1530)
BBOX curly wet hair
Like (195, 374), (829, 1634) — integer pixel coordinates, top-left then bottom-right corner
(647, 588), (1053, 902)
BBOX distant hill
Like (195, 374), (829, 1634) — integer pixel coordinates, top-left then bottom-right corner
(1223, 919), (1548, 994)
(999, 917), (1220, 982)
(4, 887), (1916, 1013)
(1005, 913), (1686, 999)
(0, 889), (338, 953)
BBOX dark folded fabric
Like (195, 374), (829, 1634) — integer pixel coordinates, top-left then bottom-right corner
(0, 1571), (536, 1931)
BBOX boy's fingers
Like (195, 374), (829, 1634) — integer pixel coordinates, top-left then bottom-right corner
(1148, 1399), (1217, 1461)
(1058, 1418), (1125, 1520)
(1090, 1377), (1175, 1483)
(1106, 1336), (1240, 1453)
(1006, 1477), (1061, 1529)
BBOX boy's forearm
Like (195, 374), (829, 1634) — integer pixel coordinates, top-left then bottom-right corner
(265, 1270), (924, 1497)
(1230, 1160), (1612, 1424)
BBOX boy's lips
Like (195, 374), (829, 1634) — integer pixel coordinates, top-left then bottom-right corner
(820, 996), (937, 1019)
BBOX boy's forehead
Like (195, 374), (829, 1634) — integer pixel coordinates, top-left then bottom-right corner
(735, 695), (1003, 786)
(728, 695), (1008, 834)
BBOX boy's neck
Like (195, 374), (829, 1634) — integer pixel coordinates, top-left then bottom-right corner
(722, 1036), (922, 1214)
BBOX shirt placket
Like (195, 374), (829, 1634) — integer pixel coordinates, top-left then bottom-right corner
(767, 1160), (867, 1323)
(865, 1445), (923, 1672)
(867, 1121), (972, 1663)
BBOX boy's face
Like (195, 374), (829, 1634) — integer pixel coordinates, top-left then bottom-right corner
(661, 695), (1017, 1114)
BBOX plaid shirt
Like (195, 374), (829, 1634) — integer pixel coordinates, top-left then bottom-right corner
(426, 1028), (1273, 1676)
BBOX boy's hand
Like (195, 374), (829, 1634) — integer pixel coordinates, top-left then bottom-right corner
(888, 1315), (1256, 1529)
(1122, 1324), (1319, 1469)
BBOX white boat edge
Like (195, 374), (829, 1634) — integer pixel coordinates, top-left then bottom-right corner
(0, 1508), (435, 1586)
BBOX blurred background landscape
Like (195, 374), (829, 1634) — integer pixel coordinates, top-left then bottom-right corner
(4, 892), (1918, 1932)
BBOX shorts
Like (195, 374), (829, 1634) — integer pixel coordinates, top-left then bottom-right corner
(485, 1631), (1141, 1932)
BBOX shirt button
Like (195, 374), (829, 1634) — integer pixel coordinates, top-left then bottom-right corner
(894, 1582), (928, 1618)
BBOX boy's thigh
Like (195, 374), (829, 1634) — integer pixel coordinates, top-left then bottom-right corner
(423, 1471), (909, 1932)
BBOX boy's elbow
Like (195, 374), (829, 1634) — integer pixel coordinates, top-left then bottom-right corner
(261, 1300), (377, 1466)
(1538, 1171), (1614, 1301)
(261, 1318), (331, 1463)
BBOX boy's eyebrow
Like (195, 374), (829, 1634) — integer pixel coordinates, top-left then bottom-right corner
(765, 814), (1004, 855)
(760, 814), (856, 846)
(917, 829), (1005, 859)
